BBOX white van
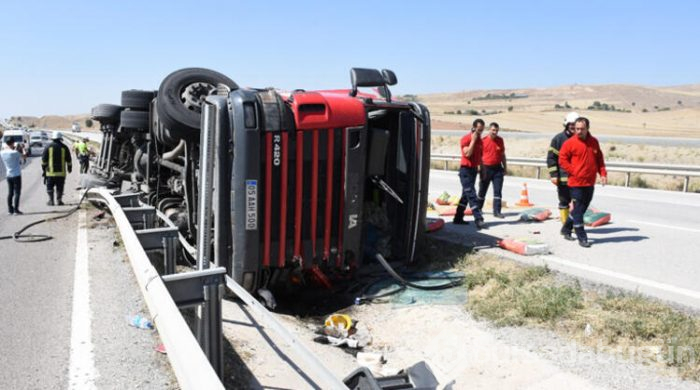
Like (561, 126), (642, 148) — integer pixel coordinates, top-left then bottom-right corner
(1, 129), (31, 156)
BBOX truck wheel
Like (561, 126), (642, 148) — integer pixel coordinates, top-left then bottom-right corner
(121, 90), (156, 110)
(156, 68), (238, 140)
(120, 111), (149, 130)
(91, 104), (123, 124)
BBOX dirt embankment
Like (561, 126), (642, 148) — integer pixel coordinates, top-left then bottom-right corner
(7, 114), (93, 130)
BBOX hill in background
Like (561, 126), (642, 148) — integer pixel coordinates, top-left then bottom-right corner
(418, 83), (700, 137)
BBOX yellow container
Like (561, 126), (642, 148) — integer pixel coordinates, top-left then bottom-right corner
(324, 314), (353, 330)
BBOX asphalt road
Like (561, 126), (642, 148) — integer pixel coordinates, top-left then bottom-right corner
(0, 155), (174, 388)
(428, 169), (700, 308)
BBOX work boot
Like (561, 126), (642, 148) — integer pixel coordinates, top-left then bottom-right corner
(493, 199), (504, 218)
(561, 217), (574, 240)
(475, 219), (487, 230)
(47, 192), (54, 206)
(453, 205), (469, 225)
(575, 226), (590, 248)
(559, 208), (570, 224)
(57, 199), (65, 206)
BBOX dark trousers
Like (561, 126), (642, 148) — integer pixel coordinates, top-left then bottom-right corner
(557, 183), (572, 209)
(564, 186), (594, 242)
(477, 165), (504, 214)
(79, 155), (89, 174)
(455, 167), (483, 221)
(46, 176), (66, 201)
(6, 176), (21, 212)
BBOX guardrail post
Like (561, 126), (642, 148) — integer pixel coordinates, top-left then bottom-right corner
(625, 172), (631, 187)
(535, 167), (541, 179)
(163, 236), (178, 275)
(684, 176), (690, 192)
(162, 267), (226, 379)
(444, 160), (448, 170)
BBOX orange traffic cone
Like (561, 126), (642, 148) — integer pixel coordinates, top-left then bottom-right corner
(516, 182), (534, 207)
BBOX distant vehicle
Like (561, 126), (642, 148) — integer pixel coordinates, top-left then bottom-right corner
(1, 129), (31, 156)
(29, 133), (47, 155)
(72, 122), (81, 132)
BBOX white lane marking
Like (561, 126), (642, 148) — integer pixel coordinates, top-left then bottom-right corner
(68, 209), (99, 389)
(629, 219), (700, 234)
(539, 254), (700, 303)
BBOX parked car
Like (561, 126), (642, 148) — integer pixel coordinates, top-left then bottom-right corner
(89, 67), (431, 293)
(72, 122), (81, 132)
(28, 132), (47, 155)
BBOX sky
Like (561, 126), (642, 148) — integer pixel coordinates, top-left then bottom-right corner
(1, 0), (698, 117)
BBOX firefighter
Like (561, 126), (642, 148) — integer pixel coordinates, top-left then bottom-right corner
(547, 112), (578, 236)
(453, 119), (487, 230)
(41, 131), (72, 206)
(477, 122), (507, 218)
(558, 117), (607, 247)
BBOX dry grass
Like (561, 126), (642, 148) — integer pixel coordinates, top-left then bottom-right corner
(427, 244), (700, 381)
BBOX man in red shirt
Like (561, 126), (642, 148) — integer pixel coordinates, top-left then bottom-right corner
(477, 122), (507, 218)
(559, 117), (607, 247)
(453, 119), (486, 230)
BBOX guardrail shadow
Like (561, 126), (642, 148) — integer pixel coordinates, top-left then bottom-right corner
(226, 302), (321, 390)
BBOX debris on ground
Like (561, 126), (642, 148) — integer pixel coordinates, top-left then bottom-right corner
(584, 207), (612, 226)
(498, 238), (550, 255)
(127, 314), (154, 330)
(343, 361), (440, 390)
(154, 343), (167, 354)
(315, 315), (372, 349)
(518, 207), (552, 222)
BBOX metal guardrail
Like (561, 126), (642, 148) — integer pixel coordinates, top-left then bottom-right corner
(86, 188), (225, 390)
(431, 154), (700, 192)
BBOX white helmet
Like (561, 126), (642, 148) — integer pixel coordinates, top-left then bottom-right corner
(564, 112), (580, 125)
(52, 131), (64, 140)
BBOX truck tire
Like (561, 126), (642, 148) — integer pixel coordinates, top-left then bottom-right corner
(91, 104), (123, 123)
(156, 68), (238, 140)
(119, 110), (149, 130)
(121, 90), (156, 110)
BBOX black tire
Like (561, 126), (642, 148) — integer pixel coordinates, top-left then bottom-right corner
(91, 104), (123, 123)
(156, 68), (238, 140)
(121, 90), (156, 110)
(119, 111), (149, 130)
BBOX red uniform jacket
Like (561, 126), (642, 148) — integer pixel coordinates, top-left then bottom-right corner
(559, 135), (607, 187)
(460, 132), (482, 168)
(482, 135), (505, 166)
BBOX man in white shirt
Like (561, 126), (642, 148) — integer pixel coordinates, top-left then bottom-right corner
(0, 138), (26, 215)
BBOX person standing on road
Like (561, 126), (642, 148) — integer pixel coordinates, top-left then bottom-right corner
(477, 122), (507, 218)
(42, 131), (72, 206)
(559, 117), (607, 247)
(453, 119), (487, 230)
(74, 137), (90, 173)
(1, 138), (26, 215)
(547, 112), (578, 234)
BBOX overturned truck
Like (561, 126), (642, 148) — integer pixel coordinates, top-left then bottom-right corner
(89, 67), (431, 293)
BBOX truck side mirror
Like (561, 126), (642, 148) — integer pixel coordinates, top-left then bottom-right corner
(350, 68), (385, 97)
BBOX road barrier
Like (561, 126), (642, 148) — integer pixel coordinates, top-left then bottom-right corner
(86, 188), (225, 390)
(431, 154), (700, 192)
(86, 188), (350, 389)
